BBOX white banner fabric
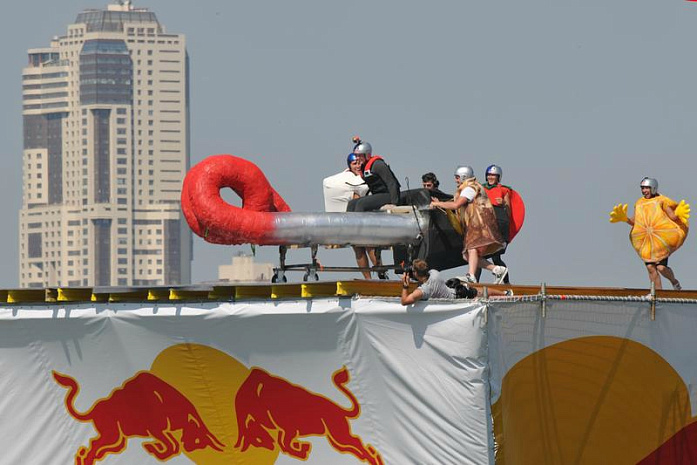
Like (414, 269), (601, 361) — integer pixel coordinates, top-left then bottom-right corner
(488, 299), (697, 465)
(0, 297), (492, 465)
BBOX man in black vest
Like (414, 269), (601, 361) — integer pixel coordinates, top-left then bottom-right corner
(346, 137), (400, 279)
(347, 138), (401, 212)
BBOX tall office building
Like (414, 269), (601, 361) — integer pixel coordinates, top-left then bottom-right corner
(19, 1), (191, 288)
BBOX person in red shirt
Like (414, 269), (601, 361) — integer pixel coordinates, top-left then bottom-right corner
(475, 164), (512, 284)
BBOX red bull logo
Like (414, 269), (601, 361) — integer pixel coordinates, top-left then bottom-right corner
(234, 366), (384, 465)
(53, 370), (225, 465)
(54, 344), (384, 464)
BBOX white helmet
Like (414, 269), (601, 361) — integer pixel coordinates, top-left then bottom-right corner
(640, 177), (658, 195)
(352, 136), (372, 156)
(454, 165), (474, 180)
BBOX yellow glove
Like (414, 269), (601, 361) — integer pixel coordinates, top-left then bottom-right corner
(675, 200), (690, 226)
(609, 204), (628, 223)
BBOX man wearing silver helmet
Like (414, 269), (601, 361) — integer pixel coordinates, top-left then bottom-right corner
(346, 137), (401, 279)
(610, 177), (690, 290)
(347, 137), (401, 213)
(430, 165), (507, 284)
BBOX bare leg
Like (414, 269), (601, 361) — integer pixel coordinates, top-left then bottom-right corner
(367, 248), (381, 267)
(471, 285), (508, 296)
(353, 247), (372, 279)
(657, 265), (680, 289)
(467, 249), (479, 277)
(367, 248), (388, 279)
(646, 263), (662, 290)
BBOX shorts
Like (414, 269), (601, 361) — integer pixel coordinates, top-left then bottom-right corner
(645, 258), (669, 267)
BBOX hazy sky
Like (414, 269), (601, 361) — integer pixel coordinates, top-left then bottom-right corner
(2, 0), (697, 288)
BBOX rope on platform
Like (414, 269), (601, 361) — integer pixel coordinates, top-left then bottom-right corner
(486, 294), (697, 304)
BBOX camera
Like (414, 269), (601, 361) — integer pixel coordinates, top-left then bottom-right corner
(403, 265), (415, 281)
(445, 278), (478, 299)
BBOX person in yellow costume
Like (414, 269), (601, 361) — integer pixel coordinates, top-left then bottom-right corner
(610, 177), (690, 290)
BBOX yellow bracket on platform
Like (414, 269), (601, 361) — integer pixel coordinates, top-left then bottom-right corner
(91, 292), (109, 302)
(271, 284), (302, 299)
(169, 289), (211, 301)
(301, 282), (338, 298)
(209, 286), (236, 300)
(337, 281), (402, 297)
(235, 285), (272, 299)
(7, 289), (46, 304)
(148, 289), (171, 301)
(57, 288), (93, 302)
(106, 290), (150, 302)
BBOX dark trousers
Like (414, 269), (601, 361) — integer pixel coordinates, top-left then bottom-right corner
(474, 250), (510, 284)
(347, 193), (393, 212)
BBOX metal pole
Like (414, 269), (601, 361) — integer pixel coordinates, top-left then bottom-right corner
(483, 286), (489, 325)
(541, 282), (547, 319)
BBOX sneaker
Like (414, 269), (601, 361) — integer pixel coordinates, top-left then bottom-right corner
(673, 281), (682, 291)
(464, 273), (477, 284)
(503, 289), (514, 297)
(377, 271), (389, 280)
(492, 266), (508, 284)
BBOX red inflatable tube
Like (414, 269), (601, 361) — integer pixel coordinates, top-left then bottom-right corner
(181, 155), (291, 245)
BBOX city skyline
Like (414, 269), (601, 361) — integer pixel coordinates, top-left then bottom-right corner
(19, 2), (191, 287)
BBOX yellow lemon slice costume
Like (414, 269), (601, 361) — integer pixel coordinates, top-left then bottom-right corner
(629, 196), (688, 263)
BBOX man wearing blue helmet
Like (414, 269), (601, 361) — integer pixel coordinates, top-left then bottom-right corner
(475, 164), (512, 284)
(322, 153), (368, 212)
(322, 150), (384, 279)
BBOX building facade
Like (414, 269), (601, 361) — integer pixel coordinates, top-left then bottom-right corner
(218, 254), (275, 283)
(19, 1), (191, 288)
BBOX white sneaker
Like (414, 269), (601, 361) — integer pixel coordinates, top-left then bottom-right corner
(464, 273), (477, 284)
(504, 289), (514, 297)
(492, 266), (508, 284)
(673, 281), (682, 291)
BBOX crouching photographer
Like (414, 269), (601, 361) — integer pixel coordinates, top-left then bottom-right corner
(401, 259), (512, 305)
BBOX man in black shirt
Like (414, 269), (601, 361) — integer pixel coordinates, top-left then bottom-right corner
(346, 138), (400, 279)
(347, 138), (401, 212)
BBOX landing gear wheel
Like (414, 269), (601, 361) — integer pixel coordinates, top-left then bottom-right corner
(303, 271), (319, 282)
(272, 273), (287, 283)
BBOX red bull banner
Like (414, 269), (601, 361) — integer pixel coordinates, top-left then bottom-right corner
(488, 299), (697, 465)
(0, 298), (492, 464)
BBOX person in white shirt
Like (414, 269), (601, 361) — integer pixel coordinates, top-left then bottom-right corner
(322, 153), (369, 212)
(430, 166), (507, 284)
(322, 153), (381, 279)
(400, 259), (510, 305)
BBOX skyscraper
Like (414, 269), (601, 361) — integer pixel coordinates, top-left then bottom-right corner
(19, 1), (191, 288)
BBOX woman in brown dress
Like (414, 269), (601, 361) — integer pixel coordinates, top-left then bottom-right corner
(431, 165), (508, 284)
